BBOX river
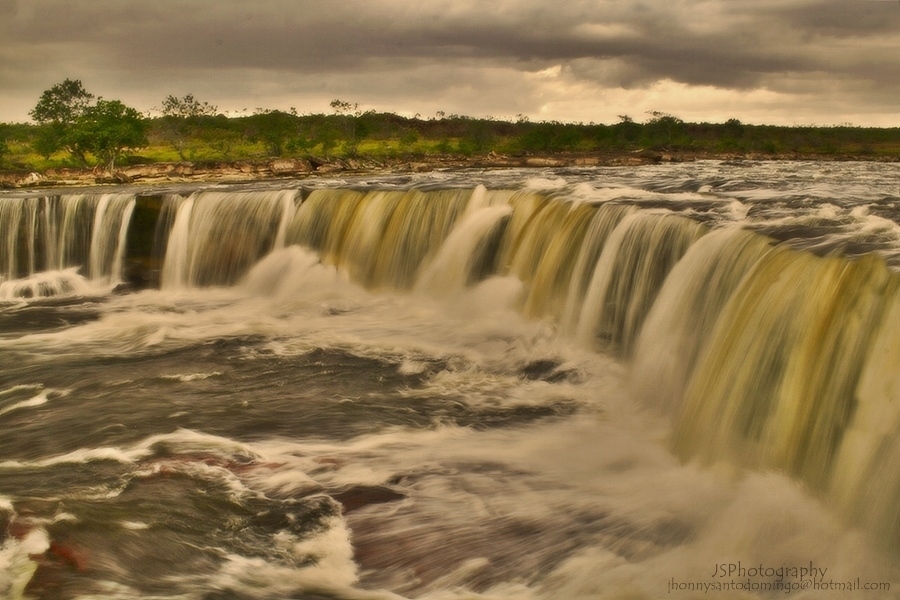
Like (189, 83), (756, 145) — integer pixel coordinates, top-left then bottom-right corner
(0, 160), (898, 599)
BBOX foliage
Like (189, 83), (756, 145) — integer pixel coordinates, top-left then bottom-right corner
(0, 124), (8, 163)
(28, 80), (147, 169)
(517, 121), (584, 152)
(330, 99), (370, 156)
(160, 94), (217, 119)
(613, 115), (641, 145)
(30, 79), (96, 163)
(642, 111), (686, 149)
(158, 94), (219, 160)
(76, 100), (148, 170)
(245, 110), (300, 157)
(30, 79), (94, 126)
(5, 84), (900, 173)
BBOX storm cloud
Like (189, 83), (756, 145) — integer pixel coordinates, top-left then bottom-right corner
(1, 0), (898, 125)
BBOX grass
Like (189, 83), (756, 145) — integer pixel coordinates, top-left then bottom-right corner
(2, 114), (900, 174)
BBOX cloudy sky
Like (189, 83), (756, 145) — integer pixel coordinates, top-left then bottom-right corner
(1, 0), (899, 126)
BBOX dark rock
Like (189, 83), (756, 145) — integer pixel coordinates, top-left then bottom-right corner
(521, 358), (578, 383)
(94, 171), (133, 184)
(306, 155), (328, 169)
(331, 485), (406, 513)
(120, 261), (156, 291)
(269, 158), (312, 175)
(634, 150), (664, 162)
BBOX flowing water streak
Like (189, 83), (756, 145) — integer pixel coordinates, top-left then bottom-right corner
(833, 293), (900, 537)
(576, 211), (708, 356)
(160, 190), (298, 289)
(88, 193), (136, 283)
(0, 193), (136, 288)
(370, 188), (470, 290)
(58, 194), (95, 273)
(287, 188), (474, 291)
(160, 194), (195, 289)
(672, 248), (899, 488)
(630, 228), (777, 416)
(4, 170), (900, 595)
(0, 197), (25, 280)
(414, 203), (512, 297)
(558, 203), (637, 335)
(523, 202), (600, 321)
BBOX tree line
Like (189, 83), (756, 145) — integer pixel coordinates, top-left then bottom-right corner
(1, 79), (899, 171)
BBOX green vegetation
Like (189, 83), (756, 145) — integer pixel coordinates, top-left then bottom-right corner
(158, 93), (219, 161)
(27, 79), (148, 171)
(2, 80), (900, 173)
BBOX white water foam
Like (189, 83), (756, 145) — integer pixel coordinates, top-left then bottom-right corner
(0, 268), (96, 300)
(0, 528), (50, 600)
(0, 391), (51, 417)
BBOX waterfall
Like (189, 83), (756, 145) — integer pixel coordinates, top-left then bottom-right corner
(0, 193), (135, 293)
(4, 181), (900, 551)
(672, 249), (896, 487)
(159, 195), (195, 289)
(575, 212), (708, 356)
(630, 228), (777, 416)
(414, 204), (512, 297)
(286, 188), (473, 290)
(88, 194), (136, 283)
(160, 190), (298, 289)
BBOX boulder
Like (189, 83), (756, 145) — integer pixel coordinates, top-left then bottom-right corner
(269, 159), (313, 175)
(525, 157), (566, 167)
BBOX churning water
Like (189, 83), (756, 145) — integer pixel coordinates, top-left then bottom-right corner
(0, 160), (899, 599)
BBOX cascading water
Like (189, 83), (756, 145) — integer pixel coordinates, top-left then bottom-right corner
(160, 190), (297, 289)
(0, 193), (135, 298)
(152, 180), (900, 549)
(1, 162), (898, 599)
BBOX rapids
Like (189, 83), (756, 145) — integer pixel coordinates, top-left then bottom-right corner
(0, 160), (898, 599)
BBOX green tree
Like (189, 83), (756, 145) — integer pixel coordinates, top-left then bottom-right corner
(199, 116), (244, 160)
(159, 93), (218, 160)
(458, 120), (496, 155)
(613, 114), (640, 146)
(723, 118), (745, 139)
(29, 79), (95, 163)
(399, 129), (419, 152)
(30, 80), (148, 169)
(30, 79), (94, 125)
(160, 93), (217, 119)
(246, 110), (300, 157)
(0, 125), (9, 165)
(518, 121), (583, 152)
(330, 99), (369, 156)
(75, 100), (148, 171)
(644, 111), (685, 149)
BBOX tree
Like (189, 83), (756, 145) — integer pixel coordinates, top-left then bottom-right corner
(518, 121), (583, 153)
(199, 116), (244, 160)
(29, 80), (148, 169)
(723, 118), (745, 139)
(160, 94), (217, 119)
(644, 111), (685, 148)
(246, 109), (301, 157)
(613, 114), (640, 145)
(158, 94), (218, 160)
(74, 100), (148, 171)
(30, 79), (95, 163)
(30, 79), (94, 126)
(329, 99), (369, 156)
(0, 125), (9, 165)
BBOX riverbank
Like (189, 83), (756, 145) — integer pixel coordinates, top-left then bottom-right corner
(3, 149), (897, 190)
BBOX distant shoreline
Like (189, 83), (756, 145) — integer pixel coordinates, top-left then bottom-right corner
(2, 149), (898, 190)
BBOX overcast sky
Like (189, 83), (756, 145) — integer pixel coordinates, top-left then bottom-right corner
(1, 0), (899, 126)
